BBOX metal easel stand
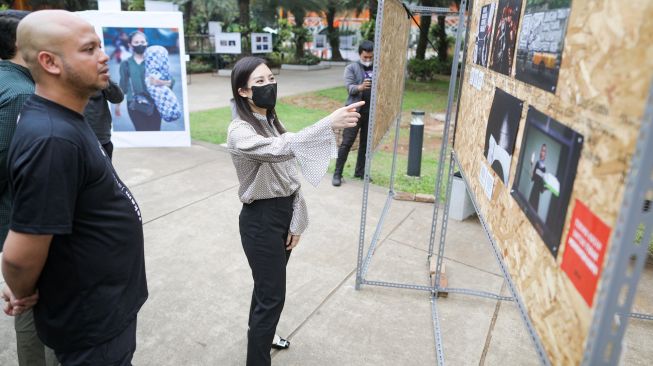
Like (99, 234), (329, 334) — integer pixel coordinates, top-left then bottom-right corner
(581, 80), (653, 365)
(354, 1), (461, 293)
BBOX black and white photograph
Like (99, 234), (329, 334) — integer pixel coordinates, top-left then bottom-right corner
(511, 107), (584, 257)
(489, 0), (524, 75)
(515, 0), (572, 93)
(483, 88), (524, 186)
(473, 3), (496, 67)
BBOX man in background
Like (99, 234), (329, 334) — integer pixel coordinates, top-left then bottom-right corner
(0, 10), (58, 366)
(333, 40), (374, 186)
(84, 79), (124, 159)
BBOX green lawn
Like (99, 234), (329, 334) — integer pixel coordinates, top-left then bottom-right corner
(190, 78), (452, 196)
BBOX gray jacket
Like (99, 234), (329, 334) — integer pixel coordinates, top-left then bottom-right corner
(344, 62), (368, 108)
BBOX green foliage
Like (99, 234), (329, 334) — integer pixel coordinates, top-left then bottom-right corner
(292, 53), (321, 66)
(407, 57), (453, 81)
(127, 0), (145, 11)
(266, 51), (290, 67)
(187, 59), (214, 74)
(0, 3), (8, 10)
(360, 19), (375, 41)
(274, 19), (294, 51)
(292, 25), (313, 46)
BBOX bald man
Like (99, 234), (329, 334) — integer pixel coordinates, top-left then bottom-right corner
(1, 10), (148, 366)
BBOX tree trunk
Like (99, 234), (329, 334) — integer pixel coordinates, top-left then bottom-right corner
(415, 14), (431, 60)
(239, 0), (250, 54)
(183, 1), (192, 34)
(437, 15), (447, 62)
(326, 4), (342, 61)
(293, 11), (306, 60)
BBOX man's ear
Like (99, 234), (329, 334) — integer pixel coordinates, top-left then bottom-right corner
(37, 51), (61, 76)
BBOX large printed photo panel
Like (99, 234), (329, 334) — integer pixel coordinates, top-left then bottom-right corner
(79, 11), (191, 147)
(511, 107), (583, 257)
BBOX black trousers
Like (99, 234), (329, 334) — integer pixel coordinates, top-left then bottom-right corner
(127, 106), (161, 131)
(102, 141), (114, 160)
(334, 109), (369, 177)
(54, 317), (137, 366)
(239, 195), (294, 366)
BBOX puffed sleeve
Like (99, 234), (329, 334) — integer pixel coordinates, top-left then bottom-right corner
(289, 189), (308, 235)
(228, 118), (337, 186)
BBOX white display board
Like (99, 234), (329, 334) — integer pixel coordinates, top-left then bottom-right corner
(314, 34), (327, 49)
(215, 32), (242, 54)
(250, 32), (273, 54)
(97, 0), (121, 11)
(78, 11), (191, 147)
(208, 21), (222, 37)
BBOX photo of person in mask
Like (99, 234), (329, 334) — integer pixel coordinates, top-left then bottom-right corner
(115, 30), (174, 131)
(227, 56), (364, 366)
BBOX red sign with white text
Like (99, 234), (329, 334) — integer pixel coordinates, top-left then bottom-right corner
(560, 200), (612, 307)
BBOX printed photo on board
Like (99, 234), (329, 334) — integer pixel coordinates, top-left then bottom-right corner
(104, 27), (185, 132)
(489, 0), (524, 76)
(515, 0), (573, 93)
(473, 3), (496, 68)
(483, 88), (524, 185)
(511, 107), (583, 257)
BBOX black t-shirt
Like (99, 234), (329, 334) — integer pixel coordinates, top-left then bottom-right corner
(7, 95), (148, 352)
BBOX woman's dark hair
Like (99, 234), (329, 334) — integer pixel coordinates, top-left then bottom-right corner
(358, 40), (374, 55)
(231, 56), (285, 137)
(128, 30), (146, 44)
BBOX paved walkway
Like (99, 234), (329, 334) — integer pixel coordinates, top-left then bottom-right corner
(0, 68), (651, 365)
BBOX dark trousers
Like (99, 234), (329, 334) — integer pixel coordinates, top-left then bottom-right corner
(102, 141), (114, 160)
(127, 106), (161, 131)
(54, 318), (137, 366)
(334, 109), (369, 177)
(239, 195), (294, 366)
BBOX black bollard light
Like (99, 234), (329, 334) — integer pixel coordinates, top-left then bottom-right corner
(407, 110), (425, 177)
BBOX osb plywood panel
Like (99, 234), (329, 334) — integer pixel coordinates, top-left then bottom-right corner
(371, 0), (411, 150)
(455, 0), (653, 364)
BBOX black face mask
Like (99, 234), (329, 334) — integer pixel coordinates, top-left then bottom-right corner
(133, 45), (147, 54)
(250, 83), (277, 110)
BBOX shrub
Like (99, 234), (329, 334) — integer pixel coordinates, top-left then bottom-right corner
(187, 60), (214, 74)
(292, 53), (321, 66)
(407, 57), (453, 81)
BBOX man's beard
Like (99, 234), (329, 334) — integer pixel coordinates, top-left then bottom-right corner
(61, 58), (107, 97)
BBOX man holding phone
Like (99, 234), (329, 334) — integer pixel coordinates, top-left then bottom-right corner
(333, 40), (374, 186)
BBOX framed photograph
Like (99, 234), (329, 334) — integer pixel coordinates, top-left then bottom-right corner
(515, 0), (573, 93)
(473, 3), (496, 67)
(483, 88), (524, 186)
(215, 32), (242, 54)
(78, 11), (191, 147)
(489, 0), (524, 76)
(251, 32), (273, 54)
(314, 34), (327, 50)
(511, 107), (584, 257)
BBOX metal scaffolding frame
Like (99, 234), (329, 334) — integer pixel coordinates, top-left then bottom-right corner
(355, 1), (651, 365)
